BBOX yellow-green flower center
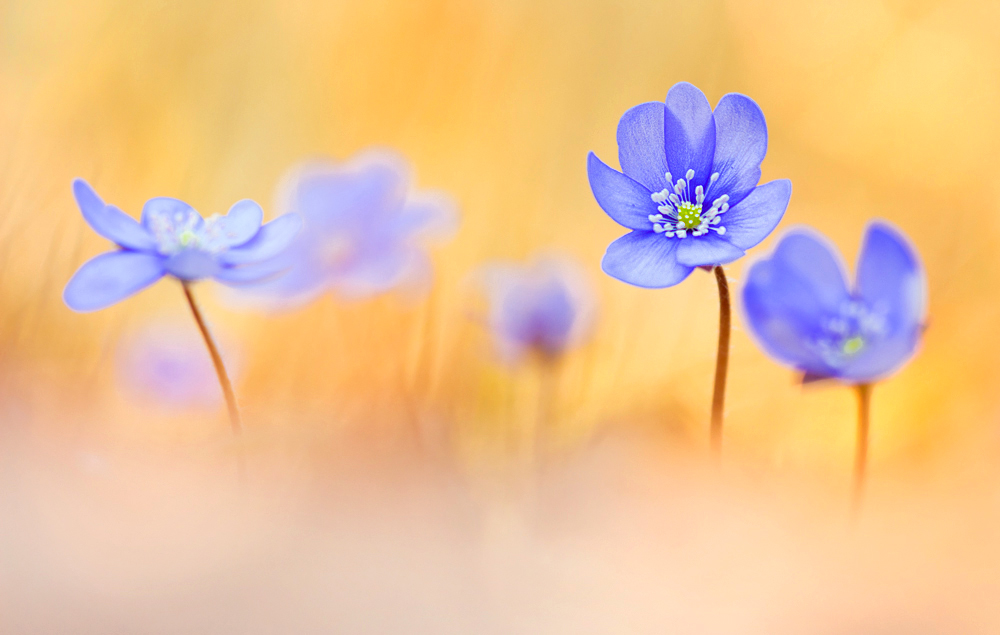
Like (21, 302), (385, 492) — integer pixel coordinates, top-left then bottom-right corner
(676, 201), (702, 230)
(178, 229), (198, 247)
(841, 335), (865, 356)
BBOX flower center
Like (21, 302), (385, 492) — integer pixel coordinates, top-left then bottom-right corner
(817, 301), (887, 368)
(647, 169), (729, 239)
(676, 201), (702, 230)
(318, 235), (355, 268)
(148, 208), (229, 256)
(841, 335), (865, 356)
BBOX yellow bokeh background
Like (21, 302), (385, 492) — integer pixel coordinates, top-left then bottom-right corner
(2, 0), (999, 481)
(10, 1), (1000, 630)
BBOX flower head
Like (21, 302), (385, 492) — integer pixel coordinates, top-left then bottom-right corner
(241, 149), (457, 306)
(63, 179), (302, 311)
(741, 221), (927, 384)
(479, 256), (596, 364)
(588, 82), (791, 288)
(116, 321), (240, 411)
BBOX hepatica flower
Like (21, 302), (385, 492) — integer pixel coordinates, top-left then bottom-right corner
(588, 82), (791, 287)
(742, 221), (926, 385)
(479, 256), (595, 365)
(62, 178), (299, 480)
(242, 149), (457, 306)
(742, 221), (926, 507)
(64, 179), (302, 311)
(587, 82), (791, 454)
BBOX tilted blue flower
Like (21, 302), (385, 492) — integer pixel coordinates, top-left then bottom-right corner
(239, 149), (457, 306)
(741, 221), (927, 384)
(588, 82), (792, 288)
(480, 256), (596, 364)
(63, 179), (302, 312)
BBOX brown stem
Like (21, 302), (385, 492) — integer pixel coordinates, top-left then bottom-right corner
(852, 383), (872, 512)
(710, 265), (731, 457)
(182, 282), (246, 483)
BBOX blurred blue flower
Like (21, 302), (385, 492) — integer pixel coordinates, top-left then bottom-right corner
(741, 221), (927, 384)
(63, 179), (302, 312)
(241, 149), (457, 306)
(117, 321), (241, 411)
(588, 82), (791, 288)
(479, 256), (595, 364)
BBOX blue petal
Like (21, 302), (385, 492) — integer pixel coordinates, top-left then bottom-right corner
(601, 231), (693, 288)
(663, 82), (716, 190)
(141, 197), (203, 231)
(616, 102), (668, 192)
(721, 179), (791, 250)
(740, 229), (850, 374)
(287, 151), (409, 229)
(236, 256), (329, 307)
(839, 329), (922, 384)
(72, 179), (156, 251)
(214, 258), (290, 286)
(854, 220), (926, 333)
(219, 214), (303, 265)
(221, 199), (264, 247)
(335, 242), (415, 298)
(675, 234), (745, 267)
(710, 93), (767, 208)
(587, 152), (655, 231)
(64, 250), (165, 312)
(392, 193), (459, 241)
(839, 221), (926, 383)
(164, 250), (220, 280)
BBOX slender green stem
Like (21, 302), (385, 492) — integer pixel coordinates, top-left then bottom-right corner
(852, 383), (872, 512)
(710, 266), (731, 457)
(182, 282), (246, 483)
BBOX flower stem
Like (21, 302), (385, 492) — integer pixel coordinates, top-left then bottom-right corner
(710, 265), (731, 457)
(852, 383), (872, 512)
(535, 356), (558, 458)
(182, 282), (246, 483)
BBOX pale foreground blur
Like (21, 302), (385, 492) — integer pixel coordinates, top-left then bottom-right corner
(3, 0), (1000, 632)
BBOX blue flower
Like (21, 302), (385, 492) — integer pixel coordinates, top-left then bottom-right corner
(117, 321), (241, 411)
(241, 149), (457, 306)
(588, 82), (791, 287)
(741, 221), (927, 383)
(479, 256), (595, 364)
(63, 179), (302, 312)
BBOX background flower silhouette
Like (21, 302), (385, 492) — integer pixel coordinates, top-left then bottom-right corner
(478, 255), (596, 365)
(241, 149), (457, 307)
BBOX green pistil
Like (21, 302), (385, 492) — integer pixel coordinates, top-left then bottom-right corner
(178, 229), (197, 247)
(677, 201), (702, 229)
(842, 336), (865, 356)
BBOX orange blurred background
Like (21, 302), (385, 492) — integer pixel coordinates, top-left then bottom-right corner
(3, 0), (1000, 631)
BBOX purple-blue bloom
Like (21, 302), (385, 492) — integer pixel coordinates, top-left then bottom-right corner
(117, 322), (241, 411)
(64, 179), (302, 312)
(741, 221), (927, 384)
(241, 149), (457, 306)
(588, 82), (791, 288)
(480, 256), (595, 364)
